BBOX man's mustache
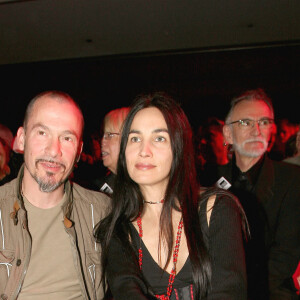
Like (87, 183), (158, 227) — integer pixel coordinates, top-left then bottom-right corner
(244, 138), (267, 145)
(35, 159), (66, 170)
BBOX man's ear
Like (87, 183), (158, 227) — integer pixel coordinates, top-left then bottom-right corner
(223, 124), (233, 145)
(76, 141), (83, 163)
(16, 127), (25, 152)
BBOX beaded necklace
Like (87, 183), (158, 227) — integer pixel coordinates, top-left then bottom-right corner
(137, 214), (184, 300)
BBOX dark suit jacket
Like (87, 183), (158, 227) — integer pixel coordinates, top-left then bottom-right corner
(203, 155), (300, 299)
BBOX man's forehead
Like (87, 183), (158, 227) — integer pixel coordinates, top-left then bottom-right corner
(233, 99), (273, 116)
(33, 95), (77, 111)
(28, 96), (83, 135)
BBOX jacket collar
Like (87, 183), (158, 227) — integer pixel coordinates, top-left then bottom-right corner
(218, 154), (274, 205)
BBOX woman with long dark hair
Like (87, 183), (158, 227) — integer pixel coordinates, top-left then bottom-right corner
(95, 92), (248, 300)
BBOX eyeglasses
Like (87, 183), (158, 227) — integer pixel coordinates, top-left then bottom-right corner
(227, 118), (274, 129)
(102, 132), (120, 140)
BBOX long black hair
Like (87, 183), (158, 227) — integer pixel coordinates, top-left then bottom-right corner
(95, 92), (211, 299)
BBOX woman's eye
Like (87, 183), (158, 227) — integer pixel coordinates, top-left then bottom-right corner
(38, 130), (46, 136)
(155, 136), (166, 142)
(130, 136), (140, 143)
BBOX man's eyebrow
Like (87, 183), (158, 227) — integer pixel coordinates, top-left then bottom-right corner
(31, 123), (79, 139)
(62, 130), (77, 136)
(31, 123), (49, 131)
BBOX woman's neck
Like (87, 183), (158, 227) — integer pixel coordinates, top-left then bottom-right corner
(143, 200), (164, 218)
(140, 184), (166, 203)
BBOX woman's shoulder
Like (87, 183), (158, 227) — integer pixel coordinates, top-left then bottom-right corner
(198, 186), (250, 238)
(199, 186), (241, 208)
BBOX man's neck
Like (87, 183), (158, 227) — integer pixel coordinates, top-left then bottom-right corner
(235, 154), (262, 173)
(22, 170), (65, 209)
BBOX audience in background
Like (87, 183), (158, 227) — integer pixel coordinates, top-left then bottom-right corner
(9, 133), (25, 177)
(195, 117), (230, 186)
(96, 106), (130, 195)
(284, 128), (300, 166)
(0, 123), (14, 185)
(266, 118), (278, 155)
(269, 118), (299, 160)
(90, 131), (102, 162)
(277, 118), (299, 145)
(71, 130), (106, 190)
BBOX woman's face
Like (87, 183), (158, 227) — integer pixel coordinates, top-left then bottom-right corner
(125, 107), (173, 192)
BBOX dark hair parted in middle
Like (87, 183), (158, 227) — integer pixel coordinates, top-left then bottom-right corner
(95, 92), (211, 299)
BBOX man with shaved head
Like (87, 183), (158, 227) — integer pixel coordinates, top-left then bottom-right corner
(0, 91), (110, 300)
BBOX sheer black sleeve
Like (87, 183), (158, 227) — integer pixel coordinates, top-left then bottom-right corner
(199, 189), (248, 300)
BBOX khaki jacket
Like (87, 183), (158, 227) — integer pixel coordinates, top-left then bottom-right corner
(0, 165), (111, 300)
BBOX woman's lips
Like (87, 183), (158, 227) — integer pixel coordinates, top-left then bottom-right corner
(135, 163), (155, 170)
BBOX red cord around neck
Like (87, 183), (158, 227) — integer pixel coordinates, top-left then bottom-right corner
(137, 214), (184, 299)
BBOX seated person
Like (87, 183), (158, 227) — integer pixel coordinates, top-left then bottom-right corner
(96, 106), (129, 195)
(95, 92), (248, 300)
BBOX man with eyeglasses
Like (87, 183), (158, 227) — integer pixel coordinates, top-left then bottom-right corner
(203, 88), (300, 299)
(95, 107), (130, 195)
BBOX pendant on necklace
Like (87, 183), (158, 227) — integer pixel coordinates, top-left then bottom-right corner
(144, 199), (164, 204)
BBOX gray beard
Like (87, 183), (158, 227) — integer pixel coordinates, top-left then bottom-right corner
(27, 163), (66, 193)
(34, 159), (69, 192)
(233, 138), (268, 158)
(234, 143), (267, 158)
(34, 173), (64, 193)
(25, 158), (72, 193)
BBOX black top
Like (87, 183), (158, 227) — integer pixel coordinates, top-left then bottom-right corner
(130, 224), (193, 295)
(106, 189), (248, 300)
